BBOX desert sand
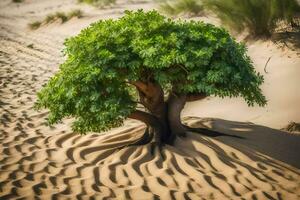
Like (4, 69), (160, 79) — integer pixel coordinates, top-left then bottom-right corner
(1, 0), (300, 199)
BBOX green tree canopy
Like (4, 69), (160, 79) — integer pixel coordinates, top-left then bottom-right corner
(35, 10), (266, 135)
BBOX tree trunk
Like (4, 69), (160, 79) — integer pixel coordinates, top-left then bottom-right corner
(132, 82), (172, 143)
(128, 110), (163, 145)
(129, 81), (209, 145)
(129, 95), (187, 145)
(167, 93), (187, 138)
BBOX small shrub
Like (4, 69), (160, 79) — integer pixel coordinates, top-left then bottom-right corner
(159, 0), (204, 16)
(78, 0), (116, 7)
(29, 9), (84, 30)
(55, 12), (68, 23)
(27, 44), (34, 48)
(28, 21), (41, 30)
(45, 14), (55, 24)
(68, 9), (83, 19)
(282, 122), (300, 133)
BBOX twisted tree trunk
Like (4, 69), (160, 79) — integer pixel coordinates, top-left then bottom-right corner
(128, 110), (162, 144)
(128, 81), (209, 145)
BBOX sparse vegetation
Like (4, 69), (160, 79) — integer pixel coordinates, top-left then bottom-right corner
(203, 0), (300, 38)
(28, 9), (83, 30)
(28, 21), (41, 30)
(54, 12), (68, 23)
(159, 0), (204, 16)
(68, 9), (83, 19)
(78, 0), (116, 7)
(282, 122), (300, 133)
(27, 44), (34, 48)
(159, 0), (300, 38)
(45, 14), (55, 24)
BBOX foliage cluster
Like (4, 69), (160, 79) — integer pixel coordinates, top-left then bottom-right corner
(35, 10), (266, 133)
(28, 9), (83, 30)
(28, 21), (42, 30)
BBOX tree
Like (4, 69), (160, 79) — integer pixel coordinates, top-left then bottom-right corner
(35, 10), (266, 146)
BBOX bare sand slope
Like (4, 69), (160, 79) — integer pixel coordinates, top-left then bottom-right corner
(1, 0), (300, 199)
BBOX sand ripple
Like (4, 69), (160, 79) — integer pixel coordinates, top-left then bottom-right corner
(1, 122), (300, 199)
(1, 1), (300, 199)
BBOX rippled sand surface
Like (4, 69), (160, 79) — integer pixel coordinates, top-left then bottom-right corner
(1, 0), (300, 199)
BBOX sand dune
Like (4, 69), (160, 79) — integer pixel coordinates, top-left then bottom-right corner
(1, 121), (300, 199)
(1, 0), (300, 199)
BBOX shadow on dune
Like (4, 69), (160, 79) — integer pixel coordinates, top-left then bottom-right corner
(1, 117), (300, 199)
(184, 117), (300, 169)
(79, 118), (300, 199)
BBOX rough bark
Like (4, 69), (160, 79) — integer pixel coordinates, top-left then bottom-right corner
(167, 93), (187, 138)
(166, 92), (208, 139)
(128, 110), (162, 144)
(132, 81), (170, 143)
(186, 92), (207, 102)
(129, 81), (214, 145)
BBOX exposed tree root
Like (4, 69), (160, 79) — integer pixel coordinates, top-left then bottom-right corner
(126, 127), (164, 156)
(129, 127), (154, 146)
(127, 81), (244, 147)
(165, 131), (177, 145)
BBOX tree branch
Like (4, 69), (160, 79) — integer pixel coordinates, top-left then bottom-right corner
(130, 100), (143, 105)
(128, 81), (149, 96)
(178, 64), (189, 74)
(131, 82), (165, 115)
(126, 81), (154, 110)
(128, 110), (159, 127)
(186, 92), (208, 102)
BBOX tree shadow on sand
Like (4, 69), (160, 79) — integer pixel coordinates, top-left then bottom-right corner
(183, 117), (300, 170)
(2, 117), (300, 199)
(86, 117), (300, 199)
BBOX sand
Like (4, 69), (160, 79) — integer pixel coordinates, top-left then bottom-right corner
(1, 0), (300, 199)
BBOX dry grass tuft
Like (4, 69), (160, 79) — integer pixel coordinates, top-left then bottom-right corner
(282, 122), (300, 133)
(78, 0), (116, 7)
(28, 9), (83, 30)
(28, 21), (42, 30)
(159, 0), (204, 16)
(68, 9), (83, 19)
